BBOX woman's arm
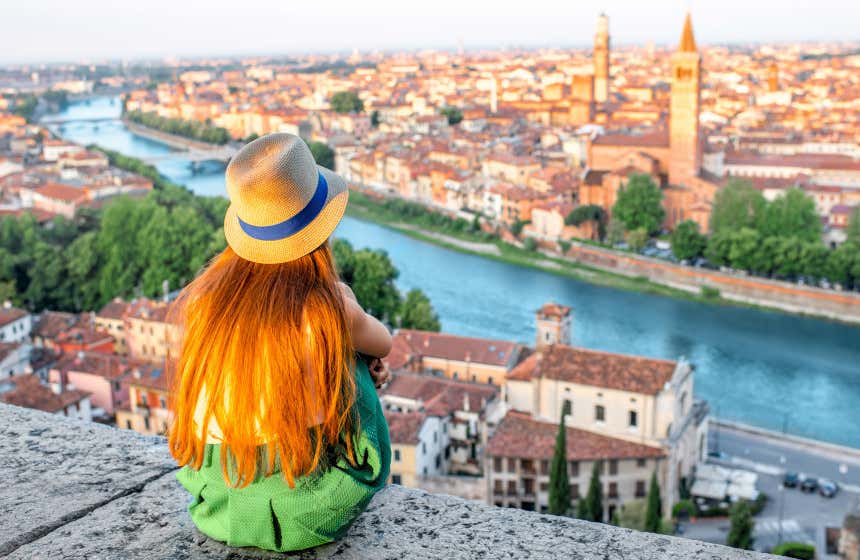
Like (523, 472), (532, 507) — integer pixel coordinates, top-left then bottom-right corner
(340, 283), (392, 359)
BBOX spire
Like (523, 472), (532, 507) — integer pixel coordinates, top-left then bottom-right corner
(678, 12), (697, 53)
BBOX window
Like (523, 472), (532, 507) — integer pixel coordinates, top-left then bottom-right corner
(523, 479), (535, 495)
(595, 405), (605, 422)
(394, 449), (401, 462)
(636, 458), (646, 468)
(433, 432), (437, 443)
(629, 410), (638, 427)
(435, 454), (441, 469)
(635, 480), (646, 498)
(144, 416), (150, 431)
(562, 399), (572, 416)
(540, 460), (549, 475)
(125, 420), (132, 430)
(609, 460), (618, 476)
(488, 376), (493, 385)
(494, 457), (503, 472)
(494, 480), (504, 495)
(539, 482), (548, 492)
(507, 458), (516, 472)
(571, 483), (580, 499)
(422, 442), (426, 454)
(159, 397), (166, 409)
(507, 481), (517, 496)
(392, 474), (402, 485)
(569, 461), (579, 477)
(608, 482), (618, 498)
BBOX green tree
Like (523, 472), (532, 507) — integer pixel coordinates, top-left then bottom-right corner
(710, 179), (767, 235)
(330, 91), (364, 113)
(771, 237), (805, 280)
(727, 227), (761, 271)
(626, 228), (649, 252)
(670, 220), (707, 260)
(579, 461), (603, 522)
(548, 401), (572, 516)
(607, 220), (625, 246)
(307, 141), (335, 170)
(439, 106), (463, 125)
(398, 289), (440, 331)
(847, 207), (860, 245)
(825, 242), (858, 288)
(510, 219), (528, 237)
(523, 237), (538, 251)
(757, 187), (820, 242)
(704, 231), (733, 267)
(799, 242), (830, 282)
(726, 501), (754, 550)
(612, 174), (665, 235)
(644, 471), (662, 533)
(370, 110), (380, 127)
(566, 204), (606, 241)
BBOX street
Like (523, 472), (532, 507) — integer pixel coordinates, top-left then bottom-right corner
(680, 423), (860, 556)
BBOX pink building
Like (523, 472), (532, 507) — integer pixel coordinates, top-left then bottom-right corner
(48, 352), (140, 417)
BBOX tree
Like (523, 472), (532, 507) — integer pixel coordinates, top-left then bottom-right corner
(523, 237), (538, 252)
(670, 220), (707, 260)
(439, 106), (463, 125)
(757, 187), (820, 242)
(847, 207), (860, 245)
(710, 179), (767, 235)
(307, 141), (335, 170)
(370, 110), (380, 127)
(612, 174), (665, 235)
(727, 227), (761, 272)
(825, 242), (858, 288)
(607, 220), (625, 246)
(330, 91), (364, 113)
(579, 461), (603, 522)
(626, 228), (649, 252)
(726, 501), (754, 550)
(704, 231), (733, 268)
(548, 401), (572, 516)
(398, 289), (440, 331)
(644, 471), (662, 533)
(613, 499), (647, 530)
(566, 204), (606, 241)
(510, 219), (528, 237)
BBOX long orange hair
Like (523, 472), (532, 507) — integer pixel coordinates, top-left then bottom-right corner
(167, 242), (356, 488)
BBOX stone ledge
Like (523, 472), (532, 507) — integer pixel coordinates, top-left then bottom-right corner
(1, 403), (775, 559)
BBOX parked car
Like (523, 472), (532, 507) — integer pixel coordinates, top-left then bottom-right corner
(819, 479), (839, 498)
(783, 471), (800, 488)
(800, 476), (819, 493)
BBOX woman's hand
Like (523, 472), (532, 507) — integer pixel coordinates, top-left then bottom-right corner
(367, 358), (391, 388)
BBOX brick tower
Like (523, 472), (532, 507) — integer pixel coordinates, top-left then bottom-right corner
(593, 13), (610, 104)
(668, 12), (702, 187)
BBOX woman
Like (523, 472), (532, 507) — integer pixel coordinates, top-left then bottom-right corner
(168, 133), (392, 552)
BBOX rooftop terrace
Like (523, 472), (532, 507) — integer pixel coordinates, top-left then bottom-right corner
(0, 403), (775, 559)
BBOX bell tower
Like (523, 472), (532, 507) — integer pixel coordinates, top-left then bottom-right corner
(669, 12), (703, 187)
(535, 303), (572, 349)
(593, 13), (610, 104)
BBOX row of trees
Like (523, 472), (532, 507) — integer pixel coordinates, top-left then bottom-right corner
(1, 150), (442, 333)
(547, 405), (664, 531)
(330, 91), (364, 114)
(124, 109), (231, 145)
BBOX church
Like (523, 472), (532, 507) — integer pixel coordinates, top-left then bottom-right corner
(579, 13), (722, 233)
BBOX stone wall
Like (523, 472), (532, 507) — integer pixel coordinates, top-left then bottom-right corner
(0, 403), (775, 559)
(564, 241), (860, 323)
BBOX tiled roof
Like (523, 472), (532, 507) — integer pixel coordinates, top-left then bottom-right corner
(96, 298), (129, 320)
(128, 361), (169, 392)
(486, 411), (665, 461)
(536, 302), (570, 320)
(55, 326), (114, 347)
(33, 311), (80, 340)
(126, 299), (170, 322)
(592, 130), (669, 148)
(384, 411), (426, 445)
(0, 306), (28, 327)
(0, 374), (89, 413)
(506, 345), (677, 395)
(383, 372), (498, 417)
(391, 329), (523, 369)
(53, 352), (138, 381)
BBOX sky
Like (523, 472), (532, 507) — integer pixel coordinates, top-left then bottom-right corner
(1, 0), (858, 64)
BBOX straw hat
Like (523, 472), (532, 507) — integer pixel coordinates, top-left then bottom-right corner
(223, 133), (348, 264)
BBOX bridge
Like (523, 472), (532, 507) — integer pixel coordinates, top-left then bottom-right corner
(40, 116), (119, 125)
(139, 145), (238, 164)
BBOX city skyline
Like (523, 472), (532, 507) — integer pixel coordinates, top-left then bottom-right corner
(2, 0), (859, 64)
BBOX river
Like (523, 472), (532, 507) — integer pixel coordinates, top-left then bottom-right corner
(49, 97), (860, 449)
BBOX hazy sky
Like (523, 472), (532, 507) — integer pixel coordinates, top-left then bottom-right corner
(1, 0), (857, 64)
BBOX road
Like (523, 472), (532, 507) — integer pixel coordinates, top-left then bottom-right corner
(681, 423), (860, 556)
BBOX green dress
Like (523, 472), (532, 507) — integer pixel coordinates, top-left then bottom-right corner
(176, 359), (391, 552)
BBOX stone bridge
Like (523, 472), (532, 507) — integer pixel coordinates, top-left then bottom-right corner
(0, 403), (776, 559)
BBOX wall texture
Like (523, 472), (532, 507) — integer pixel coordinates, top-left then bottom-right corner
(0, 403), (776, 559)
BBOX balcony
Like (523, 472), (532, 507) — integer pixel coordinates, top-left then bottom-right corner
(1, 403), (772, 559)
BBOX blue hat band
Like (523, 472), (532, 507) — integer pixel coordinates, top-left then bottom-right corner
(237, 172), (328, 241)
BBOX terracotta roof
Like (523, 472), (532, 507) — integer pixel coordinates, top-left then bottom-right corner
(0, 374), (89, 413)
(128, 361), (169, 392)
(537, 302), (570, 320)
(55, 326), (114, 347)
(678, 12), (697, 53)
(96, 298), (129, 320)
(486, 411), (665, 461)
(33, 311), (80, 340)
(53, 352), (138, 381)
(392, 329), (523, 369)
(506, 344), (677, 395)
(383, 372), (498, 417)
(0, 306), (27, 327)
(35, 182), (87, 203)
(592, 130), (669, 148)
(126, 299), (170, 322)
(384, 411), (426, 445)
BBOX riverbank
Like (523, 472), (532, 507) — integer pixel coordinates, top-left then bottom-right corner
(346, 189), (860, 324)
(123, 120), (229, 152)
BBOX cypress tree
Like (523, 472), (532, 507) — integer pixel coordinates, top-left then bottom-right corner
(582, 460), (604, 522)
(548, 402), (572, 515)
(644, 470), (662, 532)
(726, 501), (755, 550)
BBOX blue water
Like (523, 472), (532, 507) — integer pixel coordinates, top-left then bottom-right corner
(51, 97), (860, 449)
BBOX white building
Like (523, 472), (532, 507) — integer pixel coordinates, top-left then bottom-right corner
(0, 304), (32, 343)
